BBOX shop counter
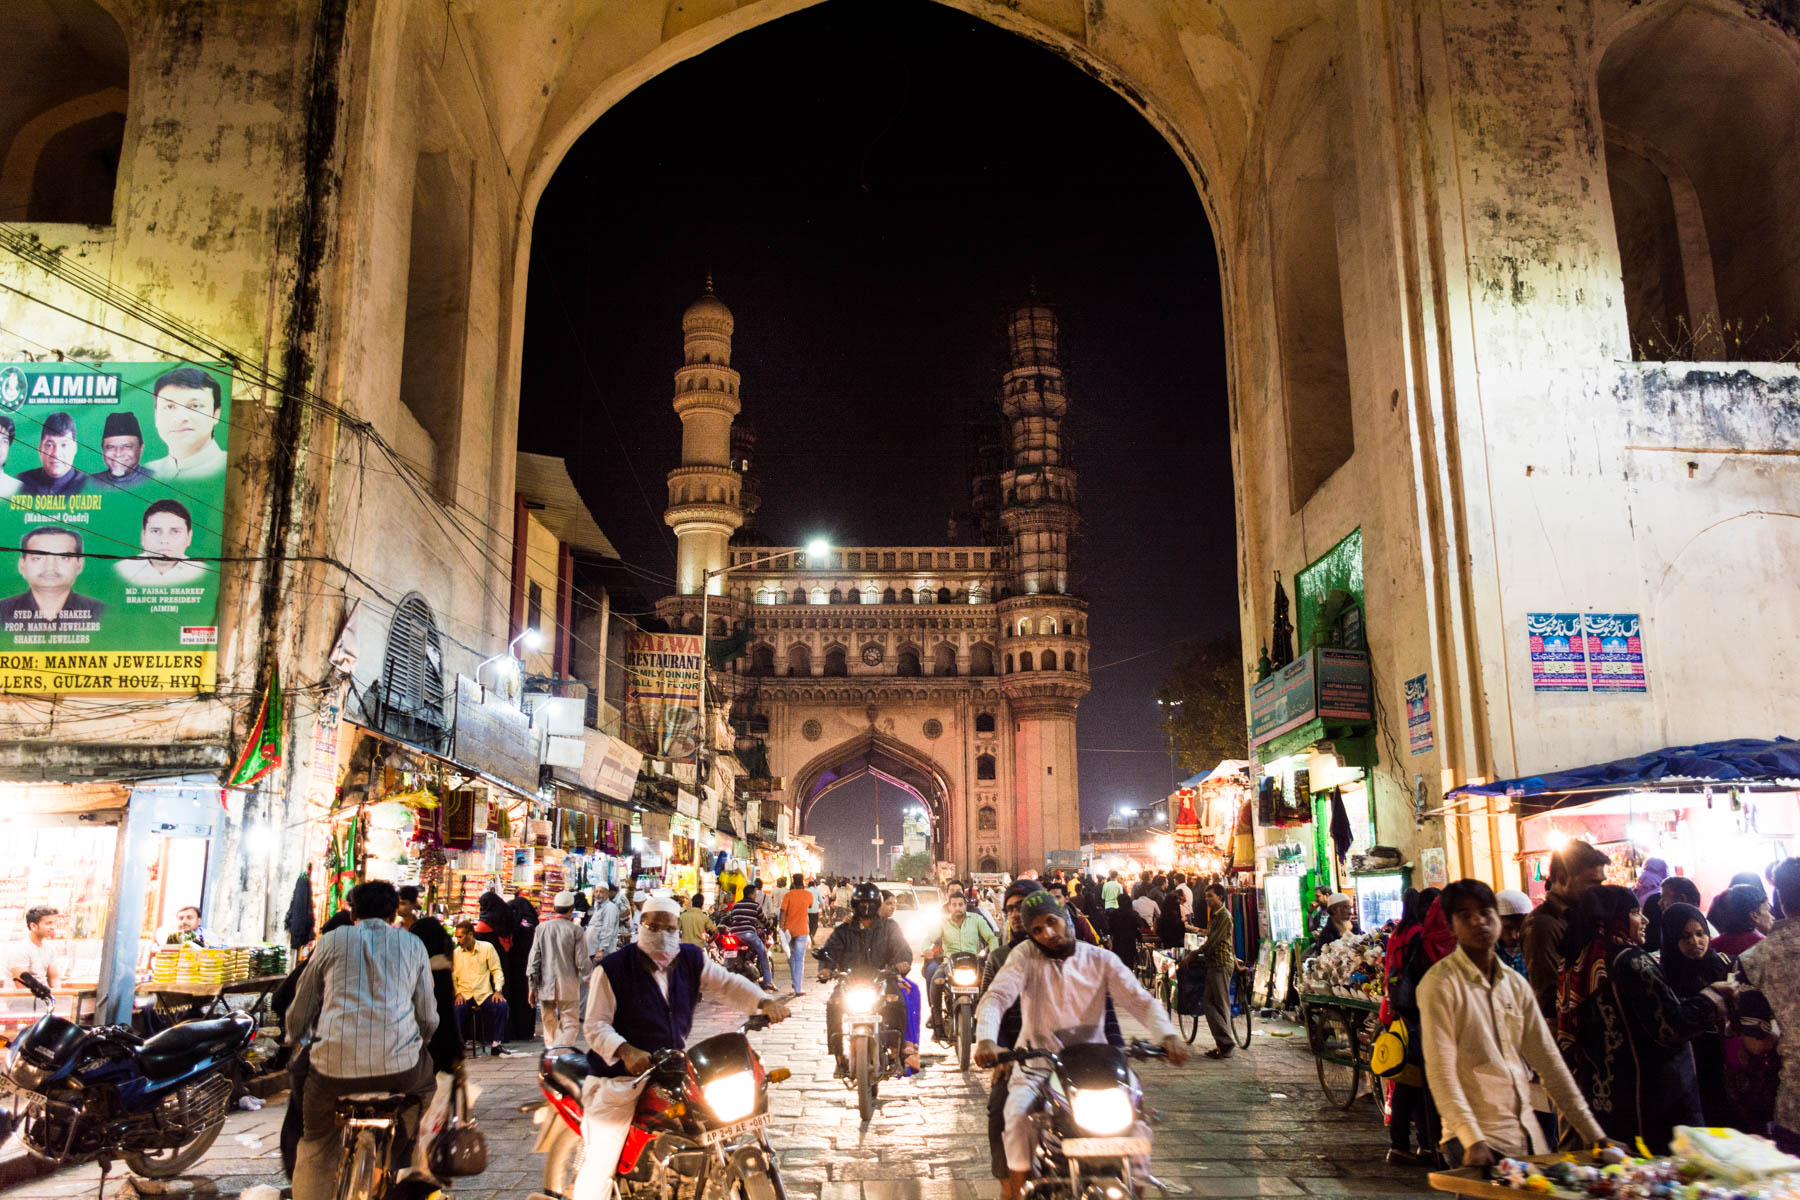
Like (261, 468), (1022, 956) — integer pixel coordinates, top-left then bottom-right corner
(147, 973), (288, 1021)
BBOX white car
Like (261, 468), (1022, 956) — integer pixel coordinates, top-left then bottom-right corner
(875, 882), (944, 950)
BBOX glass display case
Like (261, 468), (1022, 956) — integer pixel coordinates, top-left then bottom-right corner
(1353, 868), (1411, 931)
(1264, 873), (1304, 943)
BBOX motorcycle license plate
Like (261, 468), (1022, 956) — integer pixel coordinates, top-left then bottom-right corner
(698, 1114), (768, 1146)
(1060, 1137), (1151, 1159)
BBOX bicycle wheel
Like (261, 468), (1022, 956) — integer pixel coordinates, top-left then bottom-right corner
(1232, 969), (1253, 1048)
(335, 1128), (382, 1200)
(1180, 1007), (1200, 1044)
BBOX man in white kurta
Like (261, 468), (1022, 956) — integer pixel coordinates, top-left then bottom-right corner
(528, 892), (589, 1048)
(975, 891), (1190, 1200)
(572, 896), (788, 1200)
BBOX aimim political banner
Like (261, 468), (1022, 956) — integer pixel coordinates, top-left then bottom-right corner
(0, 361), (230, 694)
(622, 632), (702, 759)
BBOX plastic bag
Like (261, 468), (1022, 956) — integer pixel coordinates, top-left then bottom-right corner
(1670, 1125), (1800, 1182)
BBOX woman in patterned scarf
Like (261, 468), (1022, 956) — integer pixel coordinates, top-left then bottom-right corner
(1556, 885), (1728, 1153)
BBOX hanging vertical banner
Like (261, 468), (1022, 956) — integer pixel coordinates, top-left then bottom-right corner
(622, 632), (702, 758)
(1404, 673), (1434, 755)
(1527, 612), (1588, 692)
(1584, 613), (1647, 693)
(0, 361), (231, 694)
(304, 679), (349, 809)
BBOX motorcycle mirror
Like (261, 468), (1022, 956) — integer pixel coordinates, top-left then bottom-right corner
(768, 1068), (791, 1083)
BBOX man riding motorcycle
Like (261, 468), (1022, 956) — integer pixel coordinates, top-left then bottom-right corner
(818, 882), (912, 1077)
(975, 890), (1191, 1200)
(927, 888), (998, 1040)
(571, 895), (790, 1200)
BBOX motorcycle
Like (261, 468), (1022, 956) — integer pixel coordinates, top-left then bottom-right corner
(824, 965), (903, 1124)
(0, 1004), (252, 1179)
(992, 1039), (1174, 1200)
(530, 1014), (789, 1200)
(707, 929), (764, 985)
(942, 952), (983, 1071)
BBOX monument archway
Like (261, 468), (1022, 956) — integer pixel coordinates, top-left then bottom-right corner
(793, 731), (953, 868)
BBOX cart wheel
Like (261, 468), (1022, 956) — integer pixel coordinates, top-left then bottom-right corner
(1180, 1008), (1200, 1044)
(1231, 969), (1253, 1049)
(1315, 1047), (1362, 1110)
(1308, 1007), (1363, 1110)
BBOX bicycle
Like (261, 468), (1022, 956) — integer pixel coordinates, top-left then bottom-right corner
(331, 1090), (419, 1200)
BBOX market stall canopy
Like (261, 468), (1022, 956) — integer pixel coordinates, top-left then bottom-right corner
(1444, 736), (1800, 814)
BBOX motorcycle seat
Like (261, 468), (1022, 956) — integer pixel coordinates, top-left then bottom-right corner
(544, 1049), (592, 1097)
(137, 1012), (253, 1077)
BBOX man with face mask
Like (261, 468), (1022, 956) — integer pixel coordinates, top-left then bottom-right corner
(976, 890), (1190, 1200)
(572, 894), (790, 1200)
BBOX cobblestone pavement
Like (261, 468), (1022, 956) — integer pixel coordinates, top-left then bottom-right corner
(0, 955), (1439, 1200)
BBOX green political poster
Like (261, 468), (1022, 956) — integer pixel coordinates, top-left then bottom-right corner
(0, 361), (231, 694)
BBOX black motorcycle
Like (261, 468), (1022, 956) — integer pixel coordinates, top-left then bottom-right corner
(0, 1005), (252, 1179)
(992, 1039), (1174, 1200)
(940, 952), (984, 1070)
(823, 965), (904, 1124)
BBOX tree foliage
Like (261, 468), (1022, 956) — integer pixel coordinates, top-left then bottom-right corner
(1154, 636), (1250, 779)
(893, 850), (935, 882)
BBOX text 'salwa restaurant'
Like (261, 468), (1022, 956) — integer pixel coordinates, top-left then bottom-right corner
(0, 359), (238, 1033)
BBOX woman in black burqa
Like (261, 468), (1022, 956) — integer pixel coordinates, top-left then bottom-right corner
(505, 894), (540, 1039)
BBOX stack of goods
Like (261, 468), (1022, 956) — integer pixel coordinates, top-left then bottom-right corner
(457, 876), (490, 919)
(1480, 1128), (1800, 1198)
(248, 944), (288, 977)
(149, 944), (252, 988)
(1300, 929), (1389, 999)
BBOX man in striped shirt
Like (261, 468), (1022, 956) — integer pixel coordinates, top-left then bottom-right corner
(287, 880), (437, 1200)
(726, 883), (774, 989)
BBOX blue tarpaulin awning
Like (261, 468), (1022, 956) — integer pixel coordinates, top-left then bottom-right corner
(1445, 736), (1800, 813)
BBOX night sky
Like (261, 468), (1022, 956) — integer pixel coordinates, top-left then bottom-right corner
(520, 0), (1236, 872)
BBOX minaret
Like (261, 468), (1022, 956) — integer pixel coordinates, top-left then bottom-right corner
(996, 300), (1089, 872)
(665, 280), (744, 596)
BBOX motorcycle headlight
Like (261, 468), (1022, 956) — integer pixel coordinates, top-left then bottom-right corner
(701, 1070), (757, 1123)
(844, 985), (879, 1014)
(1070, 1086), (1135, 1136)
(950, 966), (980, 986)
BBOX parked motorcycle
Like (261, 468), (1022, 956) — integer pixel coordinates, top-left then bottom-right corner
(530, 1014), (789, 1200)
(827, 966), (904, 1124)
(991, 1039), (1174, 1200)
(942, 952), (983, 1070)
(707, 929), (764, 985)
(0, 1008), (252, 1178)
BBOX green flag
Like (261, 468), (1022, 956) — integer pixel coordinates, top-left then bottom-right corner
(708, 628), (751, 667)
(225, 662), (285, 803)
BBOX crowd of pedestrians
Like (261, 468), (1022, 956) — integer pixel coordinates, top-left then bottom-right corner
(1376, 845), (1797, 1170)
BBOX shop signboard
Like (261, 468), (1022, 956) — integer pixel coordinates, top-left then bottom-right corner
(676, 789), (699, 819)
(0, 360), (235, 694)
(1404, 673), (1434, 755)
(452, 675), (542, 793)
(622, 632), (702, 758)
(698, 786), (721, 831)
(1528, 612), (1588, 691)
(587, 733), (643, 803)
(1584, 613), (1646, 693)
(1249, 648), (1373, 748)
(1046, 848), (1081, 872)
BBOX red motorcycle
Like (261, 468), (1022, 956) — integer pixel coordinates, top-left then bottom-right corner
(707, 928), (765, 985)
(530, 1015), (789, 1200)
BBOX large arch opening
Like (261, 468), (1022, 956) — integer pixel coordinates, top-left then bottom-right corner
(516, 0), (1241, 854)
(0, 1), (128, 224)
(793, 733), (951, 876)
(1598, 3), (1800, 360)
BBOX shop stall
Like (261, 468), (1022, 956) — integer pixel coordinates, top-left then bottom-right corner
(1445, 737), (1800, 902)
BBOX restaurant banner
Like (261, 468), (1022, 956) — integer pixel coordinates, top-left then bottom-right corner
(0, 361), (232, 693)
(622, 632), (702, 757)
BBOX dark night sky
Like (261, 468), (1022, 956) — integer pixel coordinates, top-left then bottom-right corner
(520, 0), (1236, 872)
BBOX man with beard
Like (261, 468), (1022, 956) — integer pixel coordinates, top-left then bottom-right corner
(977, 881), (1041, 1183)
(818, 882), (912, 1077)
(976, 890), (1190, 1200)
(572, 896), (789, 1200)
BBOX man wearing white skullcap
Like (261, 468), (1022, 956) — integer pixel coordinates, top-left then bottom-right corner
(571, 892), (791, 1200)
(528, 891), (587, 1048)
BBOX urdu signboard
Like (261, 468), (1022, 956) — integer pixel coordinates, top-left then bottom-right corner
(1248, 648), (1374, 749)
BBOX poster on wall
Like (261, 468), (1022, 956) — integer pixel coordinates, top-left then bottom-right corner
(1527, 612), (1588, 692)
(1584, 613), (1647, 693)
(1404, 673), (1434, 755)
(0, 361), (231, 694)
(1419, 846), (1448, 888)
(622, 632), (702, 758)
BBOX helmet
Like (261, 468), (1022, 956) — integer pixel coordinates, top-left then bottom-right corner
(851, 882), (883, 919)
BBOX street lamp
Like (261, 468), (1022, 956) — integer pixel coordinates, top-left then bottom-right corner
(696, 537), (831, 764)
(477, 626), (544, 692)
(1157, 697), (1184, 793)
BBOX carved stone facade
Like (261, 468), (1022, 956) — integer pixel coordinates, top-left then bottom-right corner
(657, 295), (1088, 875)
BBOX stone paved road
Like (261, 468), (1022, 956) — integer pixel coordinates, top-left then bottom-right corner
(0, 958), (1439, 1200)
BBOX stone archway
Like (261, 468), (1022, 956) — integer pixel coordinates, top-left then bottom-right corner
(792, 731), (954, 865)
